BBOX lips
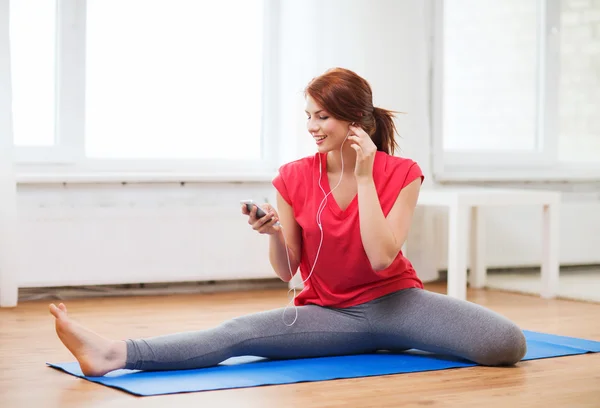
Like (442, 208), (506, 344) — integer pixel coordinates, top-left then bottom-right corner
(314, 135), (327, 142)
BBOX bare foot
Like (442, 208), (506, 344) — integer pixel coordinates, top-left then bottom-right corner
(49, 303), (127, 377)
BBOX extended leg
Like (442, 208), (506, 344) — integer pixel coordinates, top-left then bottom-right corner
(125, 304), (374, 371)
(368, 288), (527, 366)
(50, 301), (374, 376)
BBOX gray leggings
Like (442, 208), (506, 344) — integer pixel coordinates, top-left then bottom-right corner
(125, 288), (527, 371)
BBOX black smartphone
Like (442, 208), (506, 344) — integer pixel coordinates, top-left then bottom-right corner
(240, 199), (280, 226)
(240, 199), (268, 218)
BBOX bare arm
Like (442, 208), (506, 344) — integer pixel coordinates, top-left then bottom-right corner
(357, 177), (421, 271)
(268, 192), (303, 282)
(347, 123), (422, 271)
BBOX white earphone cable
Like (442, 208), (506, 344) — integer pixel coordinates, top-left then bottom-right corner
(280, 129), (352, 326)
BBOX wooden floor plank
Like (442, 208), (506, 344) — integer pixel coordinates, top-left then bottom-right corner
(1, 283), (599, 407)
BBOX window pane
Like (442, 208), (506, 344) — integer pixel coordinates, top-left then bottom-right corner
(9, 0), (56, 146)
(558, 0), (600, 163)
(85, 0), (264, 160)
(442, 0), (539, 151)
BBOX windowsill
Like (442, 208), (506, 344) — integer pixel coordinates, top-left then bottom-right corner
(434, 167), (600, 183)
(16, 171), (277, 184)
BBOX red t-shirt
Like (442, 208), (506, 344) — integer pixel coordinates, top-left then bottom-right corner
(272, 150), (424, 308)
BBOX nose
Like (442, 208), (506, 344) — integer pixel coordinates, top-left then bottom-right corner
(307, 117), (319, 134)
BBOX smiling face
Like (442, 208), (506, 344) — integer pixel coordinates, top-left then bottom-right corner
(305, 95), (351, 153)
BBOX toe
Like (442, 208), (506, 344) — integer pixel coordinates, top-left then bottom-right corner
(58, 303), (67, 312)
(49, 304), (61, 318)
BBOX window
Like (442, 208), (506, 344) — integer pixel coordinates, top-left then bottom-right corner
(557, 0), (600, 164)
(10, 0), (273, 173)
(85, 0), (264, 160)
(433, 0), (600, 180)
(9, 0), (57, 147)
(443, 0), (539, 153)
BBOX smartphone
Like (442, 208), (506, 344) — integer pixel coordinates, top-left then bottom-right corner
(240, 199), (280, 226)
(240, 199), (268, 218)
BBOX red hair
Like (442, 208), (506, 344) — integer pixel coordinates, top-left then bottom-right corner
(305, 68), (399, 155)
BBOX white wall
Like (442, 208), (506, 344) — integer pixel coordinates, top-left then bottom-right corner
(10, 0), (600, 292)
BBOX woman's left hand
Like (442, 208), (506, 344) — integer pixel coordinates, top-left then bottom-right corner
(348, 124), (377, 181)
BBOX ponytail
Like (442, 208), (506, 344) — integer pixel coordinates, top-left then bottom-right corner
(371, 107), (399, 155)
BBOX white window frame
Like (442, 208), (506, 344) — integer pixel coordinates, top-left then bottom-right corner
(431, 0), (600, 182)
(13, 0), (280, 181)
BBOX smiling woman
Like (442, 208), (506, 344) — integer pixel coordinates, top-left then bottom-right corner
(48, 68), (527, 378)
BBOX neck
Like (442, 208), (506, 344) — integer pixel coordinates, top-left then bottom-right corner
(325, 143), (356, 175)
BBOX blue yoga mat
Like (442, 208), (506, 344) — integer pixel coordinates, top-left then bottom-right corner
(47, 330), (600, 397)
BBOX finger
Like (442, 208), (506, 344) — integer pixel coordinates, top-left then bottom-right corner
(252, 211), (275, 230)
(351, 143), (364, 160)
(258, 216), (280, 233)
(349, 133), (376, 152)
(241, 204), (249, 215)
(247, 206), (259, 224)
(262, 204), (279, 220)
(349, 124), (368, 137)
(350, 139), (363, 151)
(347, 135), (363, 145)
(261, 204), (274, 214)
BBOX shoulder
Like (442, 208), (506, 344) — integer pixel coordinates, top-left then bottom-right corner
(375, 151), (424, 188)
(272, 154), (319, 206)
(375, 151), (423, 177)
(277, 153), (319, 178)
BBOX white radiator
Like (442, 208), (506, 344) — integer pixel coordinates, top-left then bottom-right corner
(16, 182), (277, 288)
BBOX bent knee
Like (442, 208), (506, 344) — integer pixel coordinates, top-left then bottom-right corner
(475, 325), (527, 366)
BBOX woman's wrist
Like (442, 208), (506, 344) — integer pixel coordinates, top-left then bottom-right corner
(356, 175), (375, 186)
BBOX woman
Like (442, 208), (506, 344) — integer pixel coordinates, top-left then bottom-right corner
(49, 68), (526, 377)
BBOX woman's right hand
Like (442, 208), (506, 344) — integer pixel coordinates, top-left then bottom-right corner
(241, 203), (281, 235)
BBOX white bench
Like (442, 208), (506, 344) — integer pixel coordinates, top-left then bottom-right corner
(416, 187), (561, 301)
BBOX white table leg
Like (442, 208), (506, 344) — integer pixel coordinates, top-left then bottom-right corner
(469, 206), (487, 289)
(447, 203), (469, 300)
(541, 201), (559, 299)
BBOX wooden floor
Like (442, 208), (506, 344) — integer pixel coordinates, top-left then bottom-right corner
(1, 283), (599, 408)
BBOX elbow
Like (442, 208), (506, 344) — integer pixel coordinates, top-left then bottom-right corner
(280, 267), (298, 283)
(370, 249), (401, 272)
(272, 267), (293, 283)
(279, 274), (292, 283)
(273, 263), (298, 283)
(371, 263), (390, 272)
(370, 257), (394, 272)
